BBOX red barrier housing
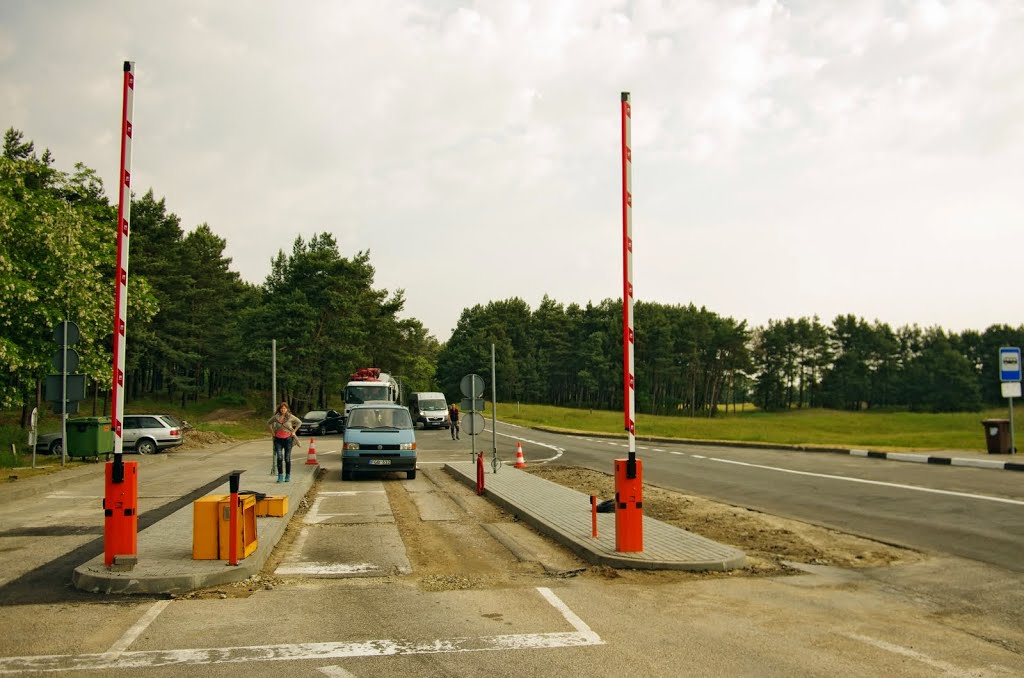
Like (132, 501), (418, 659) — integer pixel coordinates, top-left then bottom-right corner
(614, 458), (643, 552)
(103, 461), (138, 566)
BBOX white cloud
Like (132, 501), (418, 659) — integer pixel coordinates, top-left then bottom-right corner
(2, 0), (1022, 339)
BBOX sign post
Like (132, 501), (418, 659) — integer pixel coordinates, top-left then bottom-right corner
(999, 347), (1021, 454)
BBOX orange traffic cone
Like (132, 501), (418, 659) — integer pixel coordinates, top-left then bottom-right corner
(305, 438), (318, 465)
(514, 441), (526, 469)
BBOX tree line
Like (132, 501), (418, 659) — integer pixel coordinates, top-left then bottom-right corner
(0, 128), (438, 424)
(4, 127), (1020, 423)
(436, 297), (1023, 415)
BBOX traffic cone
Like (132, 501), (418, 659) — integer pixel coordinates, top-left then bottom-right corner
(305, 438), (318, 465)
(514, 441), (526, 469)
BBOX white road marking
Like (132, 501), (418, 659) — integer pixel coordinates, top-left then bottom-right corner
(318, 491), (385, 496)
(275, 562), (384, 576)
(708, 457), (1024, 506)
(318, 666), (357, 677)
(652, 448), (664, 452)
(106, 600), (171, 655)
(691, 454), (706, 459)
(0, 587), (601, 673)
(669, 451), (684, 456)
(843, 632), (971, 674)
(493, 431), (563, 463)
(638, 446), (649, 451)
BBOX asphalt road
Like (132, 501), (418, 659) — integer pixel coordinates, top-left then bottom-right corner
(1, 429), (1023, 675)
(497, 423), (1024, 572)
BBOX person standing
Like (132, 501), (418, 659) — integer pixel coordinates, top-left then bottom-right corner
(267, 402), (302, 483)
(448, 403), (460, 440)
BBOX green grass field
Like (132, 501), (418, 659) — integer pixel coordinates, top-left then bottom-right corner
(488, 403), (1008, 452)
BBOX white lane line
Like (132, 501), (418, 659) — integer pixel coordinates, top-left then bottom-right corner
(106, 600), (171, 655)
(843, 633), (970, 674)
(690, 454), (706, 459)
(318, 491), (385, 496)
(652, 448), (665, 452)
(707, 457), (1024, 506)
(493, 431), (563, 463)
(669, 451), (684, 456)
(536, 587), (600, 641)
(319, 666), (357, 677)
(637, 446), (649, 451)
(0, 587), (601, 673)
(275, 562), (384, 576)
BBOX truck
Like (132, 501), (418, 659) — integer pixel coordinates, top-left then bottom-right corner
(342, 368), (402, 424)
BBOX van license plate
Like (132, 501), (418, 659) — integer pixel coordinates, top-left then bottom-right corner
(369, 459), (391, 465)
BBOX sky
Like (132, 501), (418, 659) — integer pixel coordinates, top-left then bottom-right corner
(2, 0), (1022, 341)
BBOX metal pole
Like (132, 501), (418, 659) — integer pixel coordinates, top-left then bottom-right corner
(271, 339), (278, 475)
(61, 320), (67, 466)
(491, 343), (497, 472)
(1007, 399), (1015, 456)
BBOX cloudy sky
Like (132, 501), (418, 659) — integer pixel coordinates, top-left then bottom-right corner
(2, 0), (1021, 340)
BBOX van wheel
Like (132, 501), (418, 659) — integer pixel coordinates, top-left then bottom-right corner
(406, 469), (416, 480)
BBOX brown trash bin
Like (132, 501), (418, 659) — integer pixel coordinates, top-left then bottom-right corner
(981, 419), (1011, 454)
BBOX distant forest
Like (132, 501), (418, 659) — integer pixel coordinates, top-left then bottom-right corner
(3, 127), (1021, 425)
(436, 298), (1023, 414)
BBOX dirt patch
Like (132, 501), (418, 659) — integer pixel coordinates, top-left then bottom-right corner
(524, 465), (923, 576)
(199, 408), (257, 424)
(177, 430), (234, 450)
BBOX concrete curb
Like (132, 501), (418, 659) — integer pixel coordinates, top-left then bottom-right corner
(71, 462), (319, 595)
(528, 426), (1024, 472)
(445, 463), (746, 572)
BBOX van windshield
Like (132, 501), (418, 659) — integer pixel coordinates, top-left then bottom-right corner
(420, 399), (446, 411)
(345, 385), (392, 404)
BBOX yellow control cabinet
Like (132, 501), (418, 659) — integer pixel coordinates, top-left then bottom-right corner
(192, 494), (258, 560)
(255, 495), (288, 517)
(217, 494), (258, 560)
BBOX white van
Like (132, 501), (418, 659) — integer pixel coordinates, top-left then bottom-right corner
(408, 392), (449, 429)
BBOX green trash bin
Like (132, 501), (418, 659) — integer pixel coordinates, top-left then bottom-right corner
(66, 416), (114, 459)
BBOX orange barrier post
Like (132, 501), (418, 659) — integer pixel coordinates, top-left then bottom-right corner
(591, 495), (598, 538)
(305, 438), (318, 465)
(514, 441), (526, 468)
(476, 452), (484, 495)
(614, 458), (643, 552)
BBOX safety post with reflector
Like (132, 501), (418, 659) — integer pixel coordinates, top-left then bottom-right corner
(476, 452), (485, 495)
(228, 471), (242, 565)
(105, 60), (138, 568)
(616, 91), (643, 552)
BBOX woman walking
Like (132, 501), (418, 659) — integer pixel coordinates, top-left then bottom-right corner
(267, 402), (302, 482)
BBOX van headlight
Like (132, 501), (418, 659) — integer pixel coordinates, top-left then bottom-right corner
(344, 442), (360, 450)
(400, 442), (416, 450)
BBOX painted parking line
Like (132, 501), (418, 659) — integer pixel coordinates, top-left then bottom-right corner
(106, 600), (172, 655)
(0, 587), (602, 673)
(304, 492), (387, 525)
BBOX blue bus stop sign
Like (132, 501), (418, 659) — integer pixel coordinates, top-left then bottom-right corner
(999, 347), (1021, 382)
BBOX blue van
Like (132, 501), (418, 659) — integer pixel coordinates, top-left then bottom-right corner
(342, 403), (417, 480)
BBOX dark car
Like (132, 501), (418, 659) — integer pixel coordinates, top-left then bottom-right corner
(297, 409), (344, 436)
